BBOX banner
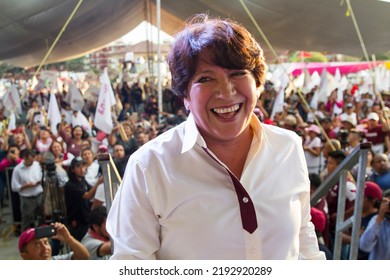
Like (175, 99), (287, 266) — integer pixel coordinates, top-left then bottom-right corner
(94, 68), (116, 134)
(47, 93), (62, 135)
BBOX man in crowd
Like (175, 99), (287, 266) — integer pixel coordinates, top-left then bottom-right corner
(11, 149), (44, 230)
(369, 153), (390, 191)
(64, 157), (99, 241)
(81, 206), (112, 260)
(359, 189), (390, 259)
(19, 222), (89, 260)
(112, 143), (129, 178)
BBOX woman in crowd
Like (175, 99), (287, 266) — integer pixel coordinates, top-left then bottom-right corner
(81, 147), (100, 188)
(59, 124), (88, 157)
(32, 126), (53, 153)
(49, 140), (74, 168)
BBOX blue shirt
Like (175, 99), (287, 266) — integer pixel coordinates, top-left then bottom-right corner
(359, 215), (390, 260)
(369, 171), (390, 191)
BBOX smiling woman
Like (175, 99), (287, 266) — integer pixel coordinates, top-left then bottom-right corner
(106, 14), (325, 260)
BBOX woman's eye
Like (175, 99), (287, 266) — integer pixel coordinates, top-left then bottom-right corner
(196, 77), (212, 83)
(232, 71), (248, 77)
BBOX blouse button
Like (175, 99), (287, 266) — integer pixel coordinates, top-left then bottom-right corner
(243, 197), (249, 203)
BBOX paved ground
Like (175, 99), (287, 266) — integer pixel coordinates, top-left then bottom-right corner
(0, 200), (22, 260)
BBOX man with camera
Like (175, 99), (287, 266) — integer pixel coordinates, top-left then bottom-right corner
(359, 189), (390, 259)
(18, 222), (90, 260)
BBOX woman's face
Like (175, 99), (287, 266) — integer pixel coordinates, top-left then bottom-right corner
(185, 53), (260, 143)
(40, 129), (49, 139)
(82, 150), (94, 164)
(123, 125), (132, 136)
(14, 133), (24, 143)
(73, 127), (83, 139)
(51, 142), (62, 156)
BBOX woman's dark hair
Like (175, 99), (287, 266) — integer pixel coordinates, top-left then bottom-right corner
(328, 150), (346, 165)
(72, 125), (88, 139)
(167, 13), (267, 98)
(49, 140), (63, 154)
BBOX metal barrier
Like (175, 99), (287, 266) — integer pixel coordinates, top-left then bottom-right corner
(310, 142), (371, 260)
(97, 153), (122, 212)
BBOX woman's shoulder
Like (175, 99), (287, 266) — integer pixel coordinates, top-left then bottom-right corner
(261, 123), (301, 142)
(131, 124), (184, 160)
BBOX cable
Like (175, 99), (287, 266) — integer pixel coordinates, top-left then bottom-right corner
(238, 0), (335, 150)
(23, 0), (84, 99)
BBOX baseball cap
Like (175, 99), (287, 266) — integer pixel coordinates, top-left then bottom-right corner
(18, 228), (36, 252)
(70, 156), (84, 168)
(367, 112), (379, 121)
(284, 115), (297, 126)
(305, 124), (321, 135)
(364, 181), (382, 201)
(340, 114), (357, 127)
(263, 119), (275, 125)
(98, 144), (108, 152)
(310, 207), (326, 234)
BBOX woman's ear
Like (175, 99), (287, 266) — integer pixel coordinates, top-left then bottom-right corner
(256, 86), (263, 99)
(183, 98), (190, 112)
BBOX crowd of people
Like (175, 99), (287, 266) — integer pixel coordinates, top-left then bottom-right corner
(0, 72), (188, 260)
(258, 82), (390, 259)
(0, 17), (389, 260)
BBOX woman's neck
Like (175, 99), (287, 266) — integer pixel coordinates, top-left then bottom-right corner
(204, 127), (253, 179)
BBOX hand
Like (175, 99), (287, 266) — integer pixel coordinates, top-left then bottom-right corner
(51, 222), (72, 243)
(377, 197), (389, 221)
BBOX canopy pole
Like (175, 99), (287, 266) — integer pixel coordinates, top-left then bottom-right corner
(156, 0), (163, 121)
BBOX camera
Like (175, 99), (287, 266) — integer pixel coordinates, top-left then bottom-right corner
(35, 225), (56, 238)
(287, 108), (295, 115)
(338, 129), (349, 147)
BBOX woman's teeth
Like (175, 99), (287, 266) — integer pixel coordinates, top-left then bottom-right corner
(212, 104), (240, 114)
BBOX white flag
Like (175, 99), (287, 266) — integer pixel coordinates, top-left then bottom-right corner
(102, 68), (116, 106)
(338, 75), (348, 100)
(3, 85), (22, 115)
(7, 112), (16, 131)
(310, 69), (329, 108)
(47, 93), (62, 135)
(68, 82), (85, 111)
(270, 65), (289, 119)
(39, 70), (59, 93)
(375, 65), (385, 93)
(94, 68), (115, 134)
(302, 67), (312, 94)
(384, 69), (390, 93)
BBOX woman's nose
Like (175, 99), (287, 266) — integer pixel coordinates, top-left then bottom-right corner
(215, 77), (236, 97)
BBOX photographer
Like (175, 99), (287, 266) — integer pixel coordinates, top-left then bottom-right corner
(18, 222), (90, 260)
(359, 189), (390, 259)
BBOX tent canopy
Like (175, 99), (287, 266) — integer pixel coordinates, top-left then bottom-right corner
(0, 0), (389, 68)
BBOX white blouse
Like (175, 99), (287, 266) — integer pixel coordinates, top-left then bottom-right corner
(107, 114), (325, 260)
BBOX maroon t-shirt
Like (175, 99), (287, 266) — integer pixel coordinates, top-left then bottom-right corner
(364, 125), (387, 145)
